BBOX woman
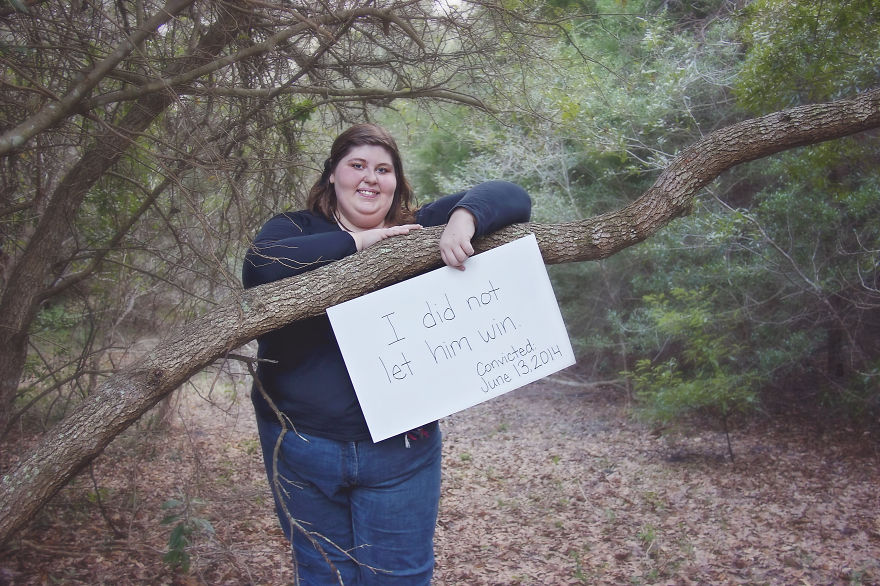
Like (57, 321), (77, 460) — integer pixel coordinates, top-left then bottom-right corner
(242, 123), (531, 584)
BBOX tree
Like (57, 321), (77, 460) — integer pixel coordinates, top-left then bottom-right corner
(730, 0), (880, 390)
(0, 0), (550, 434)
(628, 287), (765, 461)
(2, 86), (879, 545)
(617, 0), (880, 432)
(393, 0), (746, 372)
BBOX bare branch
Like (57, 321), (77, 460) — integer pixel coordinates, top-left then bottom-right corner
(0, 0), (196, 156)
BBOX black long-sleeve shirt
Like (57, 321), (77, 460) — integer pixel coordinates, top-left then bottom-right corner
(242, 181), (532, 441)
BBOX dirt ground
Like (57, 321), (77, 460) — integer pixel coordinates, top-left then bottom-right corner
(1, 366), (879, 585)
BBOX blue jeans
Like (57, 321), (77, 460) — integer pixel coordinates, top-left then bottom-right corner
(256, 417), (442, 585)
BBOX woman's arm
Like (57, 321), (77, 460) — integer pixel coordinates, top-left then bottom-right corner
(420, 180), (532, 270)
(347, 223), (423, 252)
(242, 212), (357, 288)
(416, 180), (532, 236)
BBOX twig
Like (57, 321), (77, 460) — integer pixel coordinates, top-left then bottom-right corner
(88, 464), (127, 539)
(224, 353), (278, 365)
(239, 359), (386, 585)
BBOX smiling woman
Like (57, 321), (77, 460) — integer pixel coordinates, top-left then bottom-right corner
(241, 123), (532, 585)
(330, 145), (398, 231)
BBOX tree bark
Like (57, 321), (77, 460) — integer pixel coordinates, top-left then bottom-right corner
(1, 87), (879, 546)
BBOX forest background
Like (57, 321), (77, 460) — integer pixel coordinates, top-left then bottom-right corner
(0, 0), (879, 583)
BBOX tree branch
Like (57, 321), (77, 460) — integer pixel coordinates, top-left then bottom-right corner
(184, 85), (492, 110)
(79, 6), (437, 110)
(0, 0), (196, 156)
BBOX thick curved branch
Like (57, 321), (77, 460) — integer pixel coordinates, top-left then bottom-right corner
(1, 87), (879, 545)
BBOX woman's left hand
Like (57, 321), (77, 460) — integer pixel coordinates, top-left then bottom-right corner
(439, 208), (477, 270)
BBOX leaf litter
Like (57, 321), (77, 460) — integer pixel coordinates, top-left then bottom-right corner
(1, 366), (878, 585)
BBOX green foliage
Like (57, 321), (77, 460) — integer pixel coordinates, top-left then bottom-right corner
(604, 0), (880, 430)
(391, 111), (475, 199)
(161, 496), (214, 573)
(626, 288), (763, 428)
(33, 302), (82, 335)
(386, 0), (880, 434)
(391, 0), (740, 223)
(736, 0), (880, 112)
(818, 359), (880, 423)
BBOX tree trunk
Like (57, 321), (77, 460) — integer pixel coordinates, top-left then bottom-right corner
(0, 2), (248, 432)
(1, 87), (879, 546)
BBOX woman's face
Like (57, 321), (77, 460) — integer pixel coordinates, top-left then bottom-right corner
(330, 144), (397, 231)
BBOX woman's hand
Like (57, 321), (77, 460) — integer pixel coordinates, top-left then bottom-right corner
(439, 208), (477, 270)
(351, 224), (422, 251)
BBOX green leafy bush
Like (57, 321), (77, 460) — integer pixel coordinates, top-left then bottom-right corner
(161, 496), (214, 573)
(626, 288), (765, 458)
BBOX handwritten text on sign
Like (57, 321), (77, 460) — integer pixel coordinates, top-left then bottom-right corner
(327, 234), (575, 442)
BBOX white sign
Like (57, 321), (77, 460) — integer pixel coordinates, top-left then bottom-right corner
(327, 234), (575, 442)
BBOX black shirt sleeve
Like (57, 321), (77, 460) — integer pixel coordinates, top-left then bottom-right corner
(415, 180), (531, 235)
(241, 211), (356, 289)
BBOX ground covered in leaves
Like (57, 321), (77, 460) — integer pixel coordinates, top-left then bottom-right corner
(2, 367), (879, 585)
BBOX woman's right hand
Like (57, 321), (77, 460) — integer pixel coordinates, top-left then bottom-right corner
(351, 224), (423, 251)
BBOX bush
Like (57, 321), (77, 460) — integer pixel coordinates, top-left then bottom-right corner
(625, 288), (765, 459)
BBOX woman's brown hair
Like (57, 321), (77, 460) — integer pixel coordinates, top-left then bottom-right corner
(307, 124), (416, 225)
